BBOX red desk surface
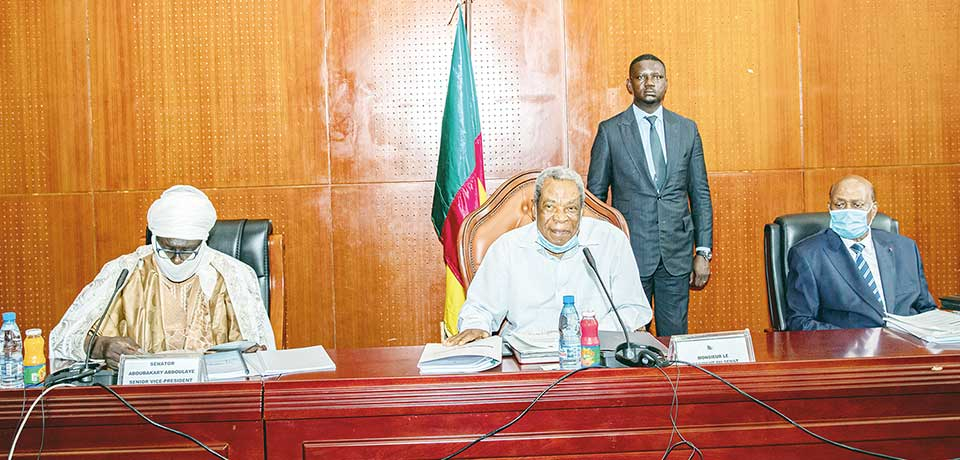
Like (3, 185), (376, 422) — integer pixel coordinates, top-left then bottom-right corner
(264, 328), (960, 459)
(2, 329), (958, 459)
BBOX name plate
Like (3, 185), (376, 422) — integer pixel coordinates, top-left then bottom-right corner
(668, 329), (756, 365)
(118, 353), (203, 385)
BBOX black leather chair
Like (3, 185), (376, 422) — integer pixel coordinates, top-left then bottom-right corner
(763, 212), (899, 331)
(146, 219), (273, 314)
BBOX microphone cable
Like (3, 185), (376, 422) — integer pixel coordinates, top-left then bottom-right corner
(668, 359), (905, 460)
(92, 382), (228, 459)
(6, 382), (228, 460)
(440, 357), (909, 460)
(440, 366), (594, 459)
(7, 383), (75, 460)
(653, 364), (702, 460)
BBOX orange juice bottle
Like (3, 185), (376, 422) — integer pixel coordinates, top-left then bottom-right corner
(23, 328), (45, 387)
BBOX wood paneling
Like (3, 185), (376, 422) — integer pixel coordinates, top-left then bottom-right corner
(688, 171), (805, 333)
(0, 0), (90, 193)
(331, 182), (445, 348)
(803, 166), (960, 304)
(564, 0), (802, 174)
(0, 194), (96, 337)
(326, 0), (565, 184)
(800, 0), (960, 168)
(93, 187), (335, 349)
(2, 1), (959, 350)
(89, 0), (328, 190)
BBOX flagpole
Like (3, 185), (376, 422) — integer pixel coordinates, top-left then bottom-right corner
(464, 0), (472, 50)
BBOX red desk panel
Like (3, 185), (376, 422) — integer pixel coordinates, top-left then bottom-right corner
(0, 380), (264, 459)
(1, 329), (957, 459)
(264, 329), (960, 459)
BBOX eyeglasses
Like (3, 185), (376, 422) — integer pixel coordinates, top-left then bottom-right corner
(155, 245), (201, 261)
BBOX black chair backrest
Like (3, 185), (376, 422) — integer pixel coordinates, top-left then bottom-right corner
(763, 212), (898, 331)
(146, 219), (273, 313)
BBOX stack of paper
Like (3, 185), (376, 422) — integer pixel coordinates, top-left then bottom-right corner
(885, 309), (960, 344)
(204, 350), (250, 381)
(504, 331), (558, 364)
(243, 345), (337, 377)
(417, 336), (502, 374)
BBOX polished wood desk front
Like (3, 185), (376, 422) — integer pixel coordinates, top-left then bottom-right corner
(2, 329), (958, 459)
(264, 328), (960, 459)
(0, 380), (264, 459)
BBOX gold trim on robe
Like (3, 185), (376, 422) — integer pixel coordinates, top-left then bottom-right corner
(97, 255), (242, 353)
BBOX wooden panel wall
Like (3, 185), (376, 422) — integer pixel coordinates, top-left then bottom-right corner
(0, 0), (957, 348)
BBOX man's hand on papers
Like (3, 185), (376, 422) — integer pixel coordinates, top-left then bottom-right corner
(442, 328), (490, 347)
(94, 336), (143, 369)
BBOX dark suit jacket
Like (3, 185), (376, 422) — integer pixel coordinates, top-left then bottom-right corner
(587, 106), (713, 277)
(786, 229), (937, 331)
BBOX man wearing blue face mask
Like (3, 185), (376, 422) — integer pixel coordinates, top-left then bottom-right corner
(445, 167), (653, 346)
(785, 175), (937, 331)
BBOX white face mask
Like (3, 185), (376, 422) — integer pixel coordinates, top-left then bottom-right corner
(152, 237), (207, 282)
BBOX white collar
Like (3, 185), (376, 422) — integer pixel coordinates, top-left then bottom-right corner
(632, 104), (664, 124)
(840, 231), (875, 253)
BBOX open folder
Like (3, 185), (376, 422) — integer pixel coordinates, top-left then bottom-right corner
(417, 336), (503, 374)
(242, 345), (337, 377)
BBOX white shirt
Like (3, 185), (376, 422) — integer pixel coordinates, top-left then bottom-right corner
(632, 104), (668, 185)
(840, 231), (886, 311)
(458, 218), (653, 337)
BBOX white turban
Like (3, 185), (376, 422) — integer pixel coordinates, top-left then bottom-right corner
(147, 185), (217, 240)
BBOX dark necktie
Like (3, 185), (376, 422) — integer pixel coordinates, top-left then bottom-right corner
(645, 115), (667, 191)
(851, 243), (885, 308)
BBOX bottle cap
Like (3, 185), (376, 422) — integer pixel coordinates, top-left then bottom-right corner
(2, 312), (15, 322)
(25, 328), (41, 337)
(582, 310), (596, 317)
(562, 295), (575, 304)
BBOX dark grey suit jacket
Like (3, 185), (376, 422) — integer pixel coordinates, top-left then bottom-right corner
(587, 106), (713, 277)
(785, 229), (937, 331)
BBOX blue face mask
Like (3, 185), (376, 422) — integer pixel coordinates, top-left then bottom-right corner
(830, 209), (872, 240)
(537, 230), (580, 254)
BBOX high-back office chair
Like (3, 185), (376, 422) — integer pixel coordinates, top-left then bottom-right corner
(457, 170), (629, 287)
(146, 219), (286, 348)
(763, 212), (899, 331)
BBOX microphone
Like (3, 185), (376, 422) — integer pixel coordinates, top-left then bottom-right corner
(46, 268), (129, 386)
(582, 247), (661, 368)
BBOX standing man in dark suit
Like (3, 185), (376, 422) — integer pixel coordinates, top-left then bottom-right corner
(786, 175), (937, 330)
(587, 54), (713, 337)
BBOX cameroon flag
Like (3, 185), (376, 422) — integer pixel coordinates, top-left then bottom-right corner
(431, 10), (486, 337)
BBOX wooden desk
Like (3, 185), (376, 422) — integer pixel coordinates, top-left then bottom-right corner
(2, 329), (958, 459)
(264, 328), (960, 459)
(0, 380), (264, 459)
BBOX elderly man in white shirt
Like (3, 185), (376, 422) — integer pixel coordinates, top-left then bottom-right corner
(444, 166), (653, 346)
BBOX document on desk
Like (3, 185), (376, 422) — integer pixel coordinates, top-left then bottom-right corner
(504, 331), (559, 364)
(204, 350), (250, 381)
(885, 309), (960, 344)
(243, 345), (336, 376)
(417, 335), (502, 374)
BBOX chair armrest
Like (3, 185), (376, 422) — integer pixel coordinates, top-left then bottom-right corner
(268, 234), (286, 349)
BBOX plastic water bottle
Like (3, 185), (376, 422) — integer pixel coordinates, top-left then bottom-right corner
(1, 312), (24, 389)
(558, 295), (581, 370)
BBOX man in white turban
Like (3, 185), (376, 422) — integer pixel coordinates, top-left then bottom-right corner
(50, 185), (276, 369)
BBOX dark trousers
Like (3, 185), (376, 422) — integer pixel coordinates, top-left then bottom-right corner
(640, 260), (689, 337)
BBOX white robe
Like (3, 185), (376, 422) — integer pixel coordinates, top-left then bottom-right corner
(49, 245), (277, 370)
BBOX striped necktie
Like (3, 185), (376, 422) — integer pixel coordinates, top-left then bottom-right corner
(851, 243), (885, 307)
